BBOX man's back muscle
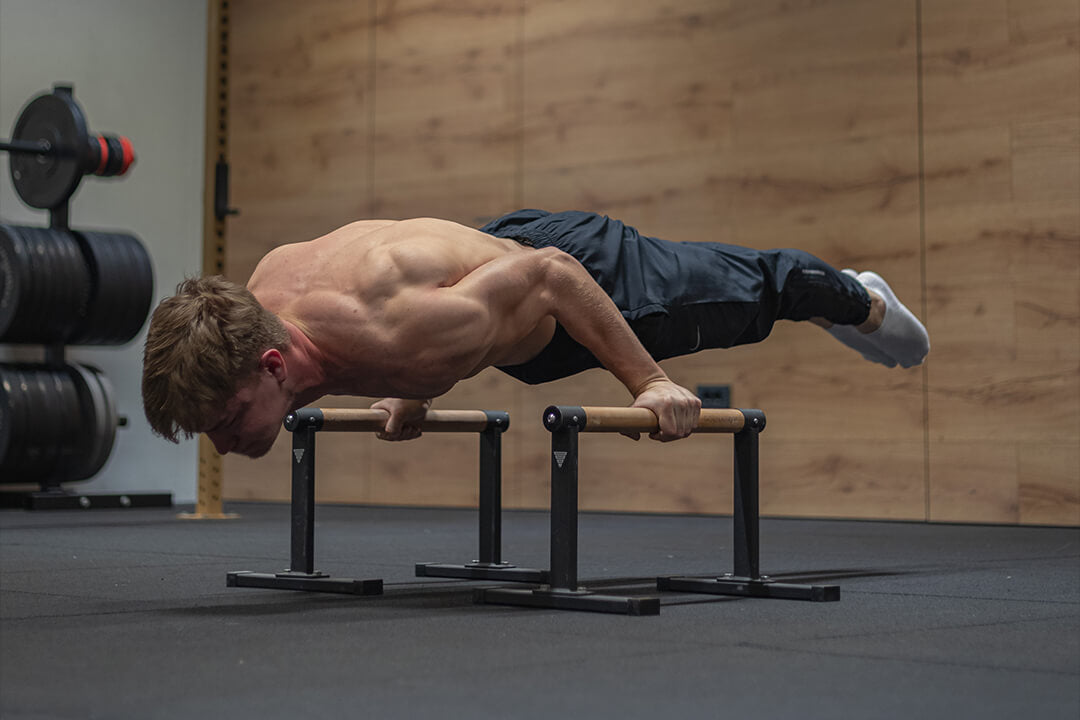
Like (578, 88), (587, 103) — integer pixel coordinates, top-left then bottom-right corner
(246, 218), (540, 397)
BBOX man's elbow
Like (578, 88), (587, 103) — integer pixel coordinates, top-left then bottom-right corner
(536, 246), (587, 288)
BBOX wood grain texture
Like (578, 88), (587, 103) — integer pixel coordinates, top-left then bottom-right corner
(227, 0), (375, 283)
(372, 0), (521, 188)
(371, 174), (518, 228)
(575, 433), (732, 515)
(921, 0), (1079, 524)
(364, 370), (519, 508)
(761, 441), (926, 521)
(522, 0), (732, 171)
(1018, 443), (1080, 525)
(929, 441), (1020, 524)
(221, 0), (1079, 525)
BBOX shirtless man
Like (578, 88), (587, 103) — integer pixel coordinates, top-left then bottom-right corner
(141, 209), (929, 458)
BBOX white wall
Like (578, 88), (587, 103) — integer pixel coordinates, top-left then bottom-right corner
(0, 0), (207, 503)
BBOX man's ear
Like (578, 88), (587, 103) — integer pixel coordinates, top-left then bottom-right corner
(259, 348), (287, 381)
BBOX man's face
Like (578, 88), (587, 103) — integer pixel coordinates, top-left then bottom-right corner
(204, 370), (289, 458)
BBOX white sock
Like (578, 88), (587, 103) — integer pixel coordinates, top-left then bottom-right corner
(857, 271), (930, 368)
(827, 323), (898, 367)
(825, 270), (897, 367)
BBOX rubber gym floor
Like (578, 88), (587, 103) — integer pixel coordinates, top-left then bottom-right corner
(1, 502), (1077, 720)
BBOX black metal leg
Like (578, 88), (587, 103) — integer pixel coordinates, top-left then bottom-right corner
(416, 423), (547, 583)
(657, 419), (839, 602)
(733, 427), (759, 580)
(548, 426), (579, 590)
(476, 423), (659, 615)
(478, 426), (501, 564)
(226, 572), (383, 595)
(289, 424), (320, 576)
(227, 417), (382, 596)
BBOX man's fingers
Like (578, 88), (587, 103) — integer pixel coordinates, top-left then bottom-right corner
(630, 379), (702, 441)
(650, 429), (685, 442)
(377, 412), (422, 441)
(376, 426), (422, 441)
(653, 407), (697, 441)
(659, 408), (685, 439)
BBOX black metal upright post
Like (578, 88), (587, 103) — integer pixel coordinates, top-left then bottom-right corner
(658, 409), (840, 602)
(475, 406), (659, 615)
(289, 424), (320, 577)
(548, 424), (579, 591)
(227, 409), (382, 595)
(415, 410), (546, 582)
(732, 426), (760, 580)
(477, 424), (502, 565)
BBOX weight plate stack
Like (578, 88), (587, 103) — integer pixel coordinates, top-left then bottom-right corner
(0, 363), (117, 484)
(39, 366), (82, 479)
(0, 366), (20, 474)
(66, 364), (118, 481)
(70, 230), (154, 345)
(0, 364), (81, 482)
(0, 225), (28, 339)
(0, 225), (92, 344)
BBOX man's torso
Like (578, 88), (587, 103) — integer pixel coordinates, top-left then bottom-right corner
(246, 218), (555, 398)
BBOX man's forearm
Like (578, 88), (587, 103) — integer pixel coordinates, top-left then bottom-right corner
(544, 251), (700, 440)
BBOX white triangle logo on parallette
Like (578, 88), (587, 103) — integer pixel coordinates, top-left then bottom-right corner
(553, 450), (568, 468)
(293, 449), (305, 464)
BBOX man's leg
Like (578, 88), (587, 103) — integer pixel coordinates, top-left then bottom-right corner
(686, 245), (929, 369)
(482, 211), (928, 369)
(629, 243), (928, 369)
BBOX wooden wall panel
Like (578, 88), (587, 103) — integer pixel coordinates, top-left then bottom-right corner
(724, 1), (919, 149)
(227, 0), (375, 283)
(762, 441), (927, 520)
(1019, 444), (1080, 526)
(221, 0), (1079, 525)
(921, 0), (1080, 524)
(522, 0), (732, 172)
(518, 0), (925, 520)
(370, 0), (521, 229)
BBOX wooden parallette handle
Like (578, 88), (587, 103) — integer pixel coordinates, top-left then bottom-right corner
(542, 406), (765, 434)
(283, 408), (509, 434)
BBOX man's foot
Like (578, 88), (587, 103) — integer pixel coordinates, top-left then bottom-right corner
(825, 270), (897, 367)
(827, 323), (898, 367)
(854, 270), (929, 368)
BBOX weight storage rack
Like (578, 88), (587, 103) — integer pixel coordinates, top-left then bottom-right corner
(0, 84), (171, 510)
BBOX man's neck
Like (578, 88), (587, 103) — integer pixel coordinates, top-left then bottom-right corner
(279, 320), (335, 408)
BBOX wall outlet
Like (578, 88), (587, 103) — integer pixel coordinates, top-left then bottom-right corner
(697, 384), (731, 409)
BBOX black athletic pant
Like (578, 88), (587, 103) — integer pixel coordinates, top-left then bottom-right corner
(479, 209), (871, 384)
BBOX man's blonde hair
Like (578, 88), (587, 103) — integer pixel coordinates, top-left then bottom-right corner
(142, 276), (290, 442)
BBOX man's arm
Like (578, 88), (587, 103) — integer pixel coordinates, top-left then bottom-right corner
(451, 246), (701, 440)
(534, 249), (701, 440)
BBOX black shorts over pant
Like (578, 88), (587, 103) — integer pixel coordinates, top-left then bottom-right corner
(479, 209), (871, 384)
